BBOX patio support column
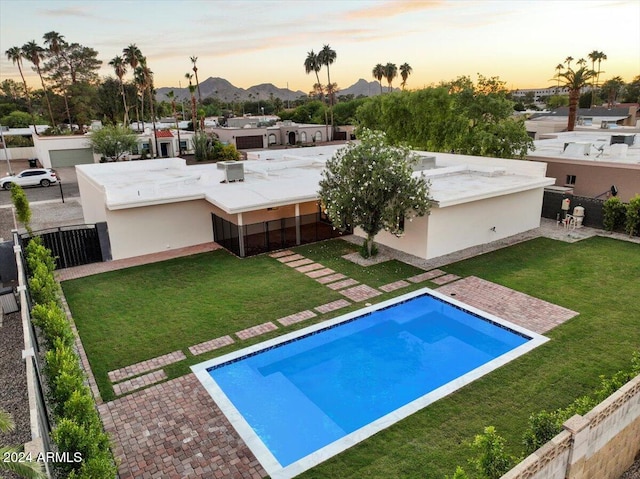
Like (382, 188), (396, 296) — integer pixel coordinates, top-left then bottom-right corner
(237, 213), (245, 257)
(295, 204), (301, 245)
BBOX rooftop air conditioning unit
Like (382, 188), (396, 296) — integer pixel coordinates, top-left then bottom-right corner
(217, 161), (244, 183)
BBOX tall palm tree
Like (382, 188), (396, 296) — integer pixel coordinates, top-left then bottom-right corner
(554, 63), (564, 93)
(123, 44), (143, 129)
(43, 31), (72, 128)
(576, 58), (586, 67)
(185, 73), (197, 132)
(1, 408), (46, 478)
(601, 76), (624, 108)
(372, 63), (385, 95)
(564, 56), (574, 69)
(22, 40), (56, 128)
(166, 90), (182, 155)
(318, 44), (336, 132)
(134, 67), (146, 131)
(557, 66), (596, 131)
(109, 55), (129, 125)
(5, 46), (35, 131)
(139, 60), (158, 157)
(305, 49), (329, 139)
(190, 56), (202, 104)
(399, 63), (412, 90)
(384, 62), (398, 92)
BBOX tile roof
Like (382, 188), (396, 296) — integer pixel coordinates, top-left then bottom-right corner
(155, 130), (174, 138)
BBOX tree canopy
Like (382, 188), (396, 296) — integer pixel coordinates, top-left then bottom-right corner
(318, 129), (431, 257)
(355, 75), (533, 159)
(88, 125), (138, 161)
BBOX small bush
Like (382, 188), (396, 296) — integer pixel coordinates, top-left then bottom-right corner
(602, 197), (626, 232)
(51, 418), (110, 476)
(25, 237), (57, 274)
(470, 426), (518, 479)
(11, 183), (32, 232)
(67, 452), (118, 479)
(31, 302), (74, 349)
(28, 262), (60, 305)
(625, 194), (640, 236)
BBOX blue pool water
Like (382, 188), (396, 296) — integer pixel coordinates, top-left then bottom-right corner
(206, 292), (530, 468)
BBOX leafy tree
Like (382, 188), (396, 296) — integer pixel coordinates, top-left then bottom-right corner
(43, 31), (72, 127)
(621, 75), (640, 103)
(0, 408), (46, 478)
(556, 66), (596, 131)
(372, 63), (385, 94)
(318, 129), (431, 257)
(1, 110), (36, 128)
(600, 76), (624, 107)
(356, 75), (533, 159)
(89, 125), (137, 161)
(547, 94), (569, 109)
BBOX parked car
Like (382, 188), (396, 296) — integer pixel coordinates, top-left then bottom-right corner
(0, 168), (58, 190)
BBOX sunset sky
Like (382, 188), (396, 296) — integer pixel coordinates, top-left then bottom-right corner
(1, 0), (639, 94)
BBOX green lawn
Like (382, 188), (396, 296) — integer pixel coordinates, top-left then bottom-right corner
(62, 236), (640, 478)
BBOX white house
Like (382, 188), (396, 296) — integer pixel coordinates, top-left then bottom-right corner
(75, 145), (554, 261)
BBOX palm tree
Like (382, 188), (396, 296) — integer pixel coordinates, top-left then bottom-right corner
(43, 31), (72, 128)
(565, 56), (574, 69)
(139, 60), (158, 156)
(185, 73), (197, 132)
(384, 62), (398, 92)
(304, 49), (329, 139)
(601, 76), (624, 108)
(0, 408), (46, 478)
(557, 66), (596, 131)
(134, 67), (147, 131)
(5, 46), (35, 131)
(109, 55), (129, 125)
(166, 90), (182, 155)
(190, 56), (202, 104)
(554, 63), (564, 93)
(123, 44), (143, 129)
(399, 63), (412, 90)
(372, 63), (384, 95)
(318, 44), (336, 132)
(22, 40), (55, 128)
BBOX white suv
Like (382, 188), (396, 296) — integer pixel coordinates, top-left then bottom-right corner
(1, 168), (58, 190)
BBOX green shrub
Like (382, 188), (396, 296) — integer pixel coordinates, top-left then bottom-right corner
(67, 451), (118, 479)
(602, 197), (626, 232)
(62, 390), (102, 429)
(25, 237), (57, 274)
(522, 409), (562, 454)
(10, 183), (32, 232)
(51, 418), (111, 476)
(31, 302), (74, 349)
(470, 426), (518, 479)
(28, 262), (60, 305)
(625, 194), (640, 236)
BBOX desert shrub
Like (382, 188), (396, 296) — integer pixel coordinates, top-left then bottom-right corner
(602, 196), (626, 231)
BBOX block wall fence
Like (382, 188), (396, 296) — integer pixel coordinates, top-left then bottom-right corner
(503, 373), (640, 479)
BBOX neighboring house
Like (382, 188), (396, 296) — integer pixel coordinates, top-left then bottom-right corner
(511, 86), (572, 102)
(0, 125), (53, 164)
(526, 105), (640, 139)
(75, 146), (554, 261)
(209, 121), (335, 150)
(527, 131), (640, 202)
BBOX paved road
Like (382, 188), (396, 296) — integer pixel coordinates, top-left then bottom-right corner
(0, 166), (79, 205)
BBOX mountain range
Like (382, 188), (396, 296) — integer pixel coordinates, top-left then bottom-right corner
(155, 77), (393, 103)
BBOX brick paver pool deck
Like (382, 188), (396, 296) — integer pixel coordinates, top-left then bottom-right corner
(99, 374), (266, 479)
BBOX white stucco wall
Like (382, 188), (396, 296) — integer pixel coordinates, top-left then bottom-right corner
(357, 214), (429, 259)
(32, 135), (95, 168)
(76, 168), (107, 224)
(425, 188), (544, 259)
(105, 199), (216, 260)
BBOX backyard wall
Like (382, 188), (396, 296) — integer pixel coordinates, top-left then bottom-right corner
(502, 373), (640, 479)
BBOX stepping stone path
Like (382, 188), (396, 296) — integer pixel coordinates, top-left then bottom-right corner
(236, 321), (278, 340)
(315, 299), (351, 314)
(112, 370), (167, 396)
(379, 280), (410, 292)
(431, 274), (461, 285)
(189, 335), (235, 356)
(278, 310), (317, 326)
(340, 284), (382, 302)
(327, 278), (359, 290)
(408, 269), (446, 283)
(108, 351), (186, 383)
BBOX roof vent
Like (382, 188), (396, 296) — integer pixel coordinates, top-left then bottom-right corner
(217, 161), (244, 183)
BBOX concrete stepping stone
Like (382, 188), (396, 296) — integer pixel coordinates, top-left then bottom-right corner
(269, 250), (295, 258)
(379, 280), (411, 292)
(277, 254), (304, 263)
(296, 263), (325, 273)
(188, 335), (234, 356)
(306, 268), (335, 278)
(431, 274), (461, 285)
(112, 370), (167, 396)
(327, 278), (359, 290)
(278, 310), (317, 326)
(315, 299), (351, 314)
(316, 273), (347, 284)
(339, 284), (382, 302)
(108, 351), (186, 383)
(407, 269), (446, 283)
(236, 321), (278, 340)
(286, 258), (314, 268)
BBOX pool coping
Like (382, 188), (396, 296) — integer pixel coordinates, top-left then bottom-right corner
(191, 287), (549, 479)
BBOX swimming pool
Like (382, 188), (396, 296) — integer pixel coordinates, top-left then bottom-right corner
(192, 288), (548, 479)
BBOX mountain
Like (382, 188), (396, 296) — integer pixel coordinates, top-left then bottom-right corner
(155, 77), (394, 103)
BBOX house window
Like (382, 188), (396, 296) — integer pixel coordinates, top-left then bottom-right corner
(314, 131), (322, 142)
(179, 140), (188, 151)
(141, 142), (150, 154)
(300, 131), (307, 143)
(566, 175), (576, 185)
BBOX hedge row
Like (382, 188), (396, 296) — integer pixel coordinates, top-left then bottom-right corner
(26, 238), (117, 479)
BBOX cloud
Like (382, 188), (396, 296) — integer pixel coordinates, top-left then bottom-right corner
(345, 0), (444, 20)
(41, 6), (98, 19)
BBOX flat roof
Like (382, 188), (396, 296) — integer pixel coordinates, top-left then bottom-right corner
(527, 131), (640, 165)
(76, 146), (554, 213)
